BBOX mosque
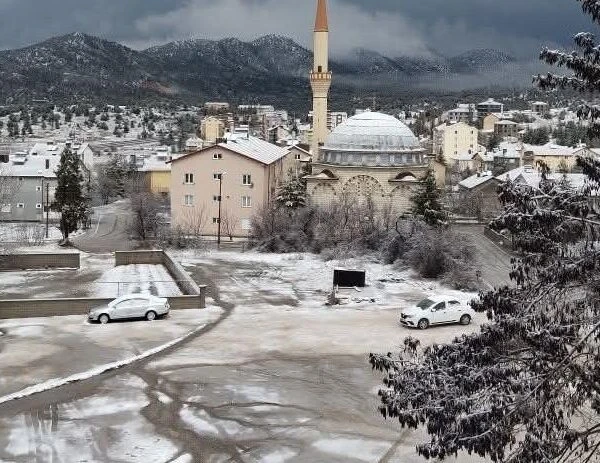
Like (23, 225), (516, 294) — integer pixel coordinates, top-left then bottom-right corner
(305, 0), (431, 213)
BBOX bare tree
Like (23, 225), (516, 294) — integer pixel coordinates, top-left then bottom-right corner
(220, 208), (238, 241)
(127, 175), (164, 241)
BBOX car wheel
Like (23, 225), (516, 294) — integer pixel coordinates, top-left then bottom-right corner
(417, 318), (429, 330)
(460, 314), (471, 325)
(146, 310), (157, 321)
(99, 314), (110, 324)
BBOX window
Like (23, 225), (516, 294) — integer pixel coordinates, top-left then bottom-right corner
(241, 218), (251, 230)
(184, 173), (194, 184)
(242, 196), (251, 208)
(213, 173), (222, 180)
(213, 153), (222, 160)
(242, 174), (252, 185)
(295, 154), (301, 160)
(16, 203), (25, 208)
(36, 186), (42, 192)
(448, 300), (460, 306)
(212, 217), (221, 224)
(184, 194), (194, 206)
(317, 65), (323, 72)
(35, 204), (42, 209)
(432, 302), (446, 311)
(213, 195), (222, 202)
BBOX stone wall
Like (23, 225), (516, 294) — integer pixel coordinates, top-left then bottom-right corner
(0, 252), (80, 271)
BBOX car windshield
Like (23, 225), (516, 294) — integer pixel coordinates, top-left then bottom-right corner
(416, 298), (436, 309)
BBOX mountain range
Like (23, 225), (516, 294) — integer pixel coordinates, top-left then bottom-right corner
(0, 32), (522, 109)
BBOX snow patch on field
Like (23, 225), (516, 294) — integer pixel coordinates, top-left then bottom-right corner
(94, 263), (182, 297)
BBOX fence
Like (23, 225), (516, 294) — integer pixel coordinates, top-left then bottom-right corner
(483, 226), (515, 253)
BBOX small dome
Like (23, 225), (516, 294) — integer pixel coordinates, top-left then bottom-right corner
(324, 112), (421, 152)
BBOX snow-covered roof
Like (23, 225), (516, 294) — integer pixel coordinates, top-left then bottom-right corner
(0, 152), (60, 178)
(459, 171), (497, 190)
(495, 120), (517, 126)
(522, 143), (581, 157)
(215, 134), (289, 165)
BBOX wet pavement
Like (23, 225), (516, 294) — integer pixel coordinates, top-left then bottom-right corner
(0, 251), (492, 462)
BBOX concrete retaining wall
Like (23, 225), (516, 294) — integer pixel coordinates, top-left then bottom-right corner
(484, 227), (514, 252)
(0, 295), (202, 319)
(0, 253), (80, 271)
(115, 250), (205, 308)
(114, 250), (164, 266)
(0, 249), (206, 319)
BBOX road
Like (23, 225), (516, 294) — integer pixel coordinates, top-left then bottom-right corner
(73, 199), (139, 253)
(455, 224), (513, 288)
(0, 252), (487, 463)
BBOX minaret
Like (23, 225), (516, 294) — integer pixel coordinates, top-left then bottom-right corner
(310, 0), (332, 156)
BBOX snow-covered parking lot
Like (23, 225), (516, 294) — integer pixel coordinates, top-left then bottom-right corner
(0, 250), (489, 463)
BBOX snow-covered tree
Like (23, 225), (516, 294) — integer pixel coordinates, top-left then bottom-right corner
(276, 169), (306, 210)
(52, 148), (89, 242)
(370, 157), (600, 462)
(410, 169), (447, 227)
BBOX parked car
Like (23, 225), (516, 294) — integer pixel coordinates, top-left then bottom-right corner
(88, 294), (170, 324)
(400, 295), (475, 330)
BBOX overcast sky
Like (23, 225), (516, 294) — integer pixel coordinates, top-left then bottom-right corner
(0, 0), (594, 59)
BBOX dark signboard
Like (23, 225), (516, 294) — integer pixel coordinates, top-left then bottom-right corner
(333, 269), (366, 288)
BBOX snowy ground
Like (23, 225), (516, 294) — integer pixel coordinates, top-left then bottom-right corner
(0, 308), (222, 398)
(0, 222), (62, 245)
(0, 250), (491, 462)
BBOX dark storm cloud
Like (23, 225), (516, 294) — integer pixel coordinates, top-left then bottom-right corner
(0, 0), (593, 60)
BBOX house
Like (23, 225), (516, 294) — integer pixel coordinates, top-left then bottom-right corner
(477, 98), (504, 116)
(530, 101), (550, 116)
(456, 171), (502, 219)
(482, 114), (500, 131)
(445, 104), (477, 124)
(494, 120), (518, 139)
(170, 134), (291, 237)
(0, 152), (59, 222)
(521, 143), (588, 172)
(327, 111), (348, 131)
(29, 141), (94, 172)
(200, 117), (226, 145)
(433, 122), (480, 165)
(204, 102), (230, 112)
(137, 149), (172, 197)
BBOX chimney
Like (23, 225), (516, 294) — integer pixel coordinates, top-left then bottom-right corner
(45, 159), (50, 169)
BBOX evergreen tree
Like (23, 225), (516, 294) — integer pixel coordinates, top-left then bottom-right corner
(409, 169), (447, 226)
(369, 4), (600, 461)
(276, 170), (306, 209)
(52, 148), (88, 242)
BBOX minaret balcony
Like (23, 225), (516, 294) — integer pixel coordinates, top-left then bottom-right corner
(310, 71), (332, 81)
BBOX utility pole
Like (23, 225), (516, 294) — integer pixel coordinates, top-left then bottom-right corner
(45, 181), (50, 238)
(217, 173), (223, 247)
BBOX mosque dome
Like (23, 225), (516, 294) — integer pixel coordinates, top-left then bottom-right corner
(319, 111), (425, 167)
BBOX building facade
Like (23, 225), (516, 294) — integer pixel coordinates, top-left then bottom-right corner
(306, 112), (429, 214)
(477, 98), (504, 115)
(200, 117), (226, 144)
(0, 152), (58, 222)
(170, 135), (290, 237)
(433, 122), (479, 162)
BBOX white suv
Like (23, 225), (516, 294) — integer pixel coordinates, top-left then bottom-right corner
(400, 296), (475, 330)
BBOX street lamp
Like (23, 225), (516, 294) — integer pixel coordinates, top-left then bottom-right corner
(217, 172), (226, 247)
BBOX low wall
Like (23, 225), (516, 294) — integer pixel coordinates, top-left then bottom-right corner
(0, 253), (80, 271)
(114, 250), (205, 308)
(0, 249), (206, 319)
(114, 250), (164, 266)
(484, 227), (514, 252)
(0, 295), (202, 319)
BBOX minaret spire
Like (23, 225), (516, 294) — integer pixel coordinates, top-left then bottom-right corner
(310, 0), (332, 155)
(315, 0), (329, 32)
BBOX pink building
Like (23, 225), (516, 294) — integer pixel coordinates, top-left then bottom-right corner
(170, 135), (292, 238)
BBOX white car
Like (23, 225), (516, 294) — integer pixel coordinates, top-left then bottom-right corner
(88, 294), (170, 324)
(400, 295), (475, 330)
